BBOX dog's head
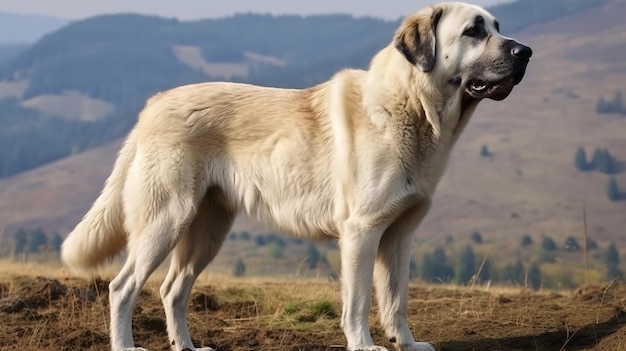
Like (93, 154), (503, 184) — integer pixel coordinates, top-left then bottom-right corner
(395, 2), (532, 101)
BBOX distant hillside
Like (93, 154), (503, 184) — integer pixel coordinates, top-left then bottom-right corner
(1, 0), (625, 254)
(0, 0), (611, 179)
(0, 0), (605, 182)
(0, 14), (395, 179)
(0, 12), (67, 43)
(0, 43), (29, 65)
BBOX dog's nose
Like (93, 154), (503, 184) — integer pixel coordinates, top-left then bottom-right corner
(511, 43), (532, 59)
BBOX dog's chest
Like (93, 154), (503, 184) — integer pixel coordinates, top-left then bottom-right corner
(393, 115), (455, 199)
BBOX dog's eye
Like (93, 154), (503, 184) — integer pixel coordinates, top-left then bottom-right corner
(463, 25), (480, 37)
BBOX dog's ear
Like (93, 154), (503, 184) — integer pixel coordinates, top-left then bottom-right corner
(394, 7), (443, 72)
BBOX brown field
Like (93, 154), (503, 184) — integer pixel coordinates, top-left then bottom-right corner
(0, 262), (625, 351)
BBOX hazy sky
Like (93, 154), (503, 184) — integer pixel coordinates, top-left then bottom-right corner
(0, 0), (507, 20)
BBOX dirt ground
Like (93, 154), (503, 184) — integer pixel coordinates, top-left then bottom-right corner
(0, 275), (625, 351)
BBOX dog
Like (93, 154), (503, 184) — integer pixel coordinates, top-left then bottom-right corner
(62, 2), (531, 350)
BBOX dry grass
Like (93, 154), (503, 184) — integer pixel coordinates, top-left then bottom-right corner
(0, 260), (625, 350)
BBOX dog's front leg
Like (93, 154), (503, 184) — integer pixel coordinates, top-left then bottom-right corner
(373, 204), (435, 351)
(373, 231), (435, 351)
(339, 226), (389, 351)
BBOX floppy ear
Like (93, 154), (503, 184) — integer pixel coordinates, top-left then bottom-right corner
(394, 7), (443, 72)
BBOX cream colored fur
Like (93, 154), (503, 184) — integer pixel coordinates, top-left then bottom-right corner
(62, 3), (530, 351)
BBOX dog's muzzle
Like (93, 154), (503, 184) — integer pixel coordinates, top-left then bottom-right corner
(465, 40), (532, 101)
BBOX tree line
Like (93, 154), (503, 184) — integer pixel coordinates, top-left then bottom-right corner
(596, 90), (626, 116)
(575, 147), (625, 201)
(8, 227), (63, 260)
(417, 234), (622, 289)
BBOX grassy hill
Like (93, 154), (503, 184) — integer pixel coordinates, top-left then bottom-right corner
(0, 14), (395, 179)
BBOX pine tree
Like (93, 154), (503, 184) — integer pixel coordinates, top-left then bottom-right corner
(607, 266), (624, 281)
(608, 178), (621, 201)
(422, 247), (454, 283)
(455, 246), (476, 285)
(586, 238), (598, 250)
(513, 259), (525, 285)
(614, 90), (623, 113)
(306, 243), (321, 270)
(605, 243), (624, 281)
(12, 228), (28, 258)
(480, 145), (491, 158)
(605, 243), (620, 268)
(520, 235), (533, 248)
(233, 258), (246, 277)
(268, 242), (284, 259)
(470, 231), (483, 244)
(527, 262), (541, 290)
(477, 257), (493, 284)
(589, 148), (615, 174)
(541, 236), (557, 251)
(255, 235), (267, 246)
(50, 233), (64, 252)
(596, 96), (608, 114)
(564, 236), (580, 251)
(503, 259), (525, 285)
(432, 247), (454, 282)
(574, 146), (589, 171)
(421, 253), (436, 282)
(27, 228), (47, 253)
(409, 257), (419, 280)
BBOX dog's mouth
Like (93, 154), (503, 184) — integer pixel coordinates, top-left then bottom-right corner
(465, 66), (528, 101)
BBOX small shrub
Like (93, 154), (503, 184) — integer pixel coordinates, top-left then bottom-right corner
(470, 231), (483, 244)
(520, 235), (533, 248)
(480, 145), (492, 157)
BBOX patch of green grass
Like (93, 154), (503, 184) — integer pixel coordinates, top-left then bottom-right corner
(308, 299), (337, 320)
(283, 301), (304, 315)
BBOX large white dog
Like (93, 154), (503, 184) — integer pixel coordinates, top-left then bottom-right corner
(62, 2), (531, 350)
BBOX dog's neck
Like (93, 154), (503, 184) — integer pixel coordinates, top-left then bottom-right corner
(363, 45), (470, 143)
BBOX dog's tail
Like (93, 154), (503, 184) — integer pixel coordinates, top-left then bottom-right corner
(61, 133), (136, 276)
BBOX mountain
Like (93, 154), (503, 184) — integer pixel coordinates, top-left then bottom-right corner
(0, 0), (609, 179)
(0, 43), (30, 65)
(0, 12), (67, 43)
(0, 0), (625, 250)
(0, 13), (396, 179)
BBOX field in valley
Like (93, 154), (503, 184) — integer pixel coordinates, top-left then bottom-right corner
(0, 262), (624, 351)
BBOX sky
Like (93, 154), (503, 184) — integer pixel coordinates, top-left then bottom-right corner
(0, 0), (507, 21)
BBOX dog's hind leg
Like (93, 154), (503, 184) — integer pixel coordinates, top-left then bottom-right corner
(109, 217), (187, 351)
(160, 187), (234, 351)
(108, 151), (207, 351)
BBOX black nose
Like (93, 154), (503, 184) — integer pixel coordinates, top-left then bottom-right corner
(511, 43), (532, 59)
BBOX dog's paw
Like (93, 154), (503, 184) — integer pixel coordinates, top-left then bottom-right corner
(119, 348), (150, 351)
(354, 346), (390, 351)
(395, 342), (435, 351)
